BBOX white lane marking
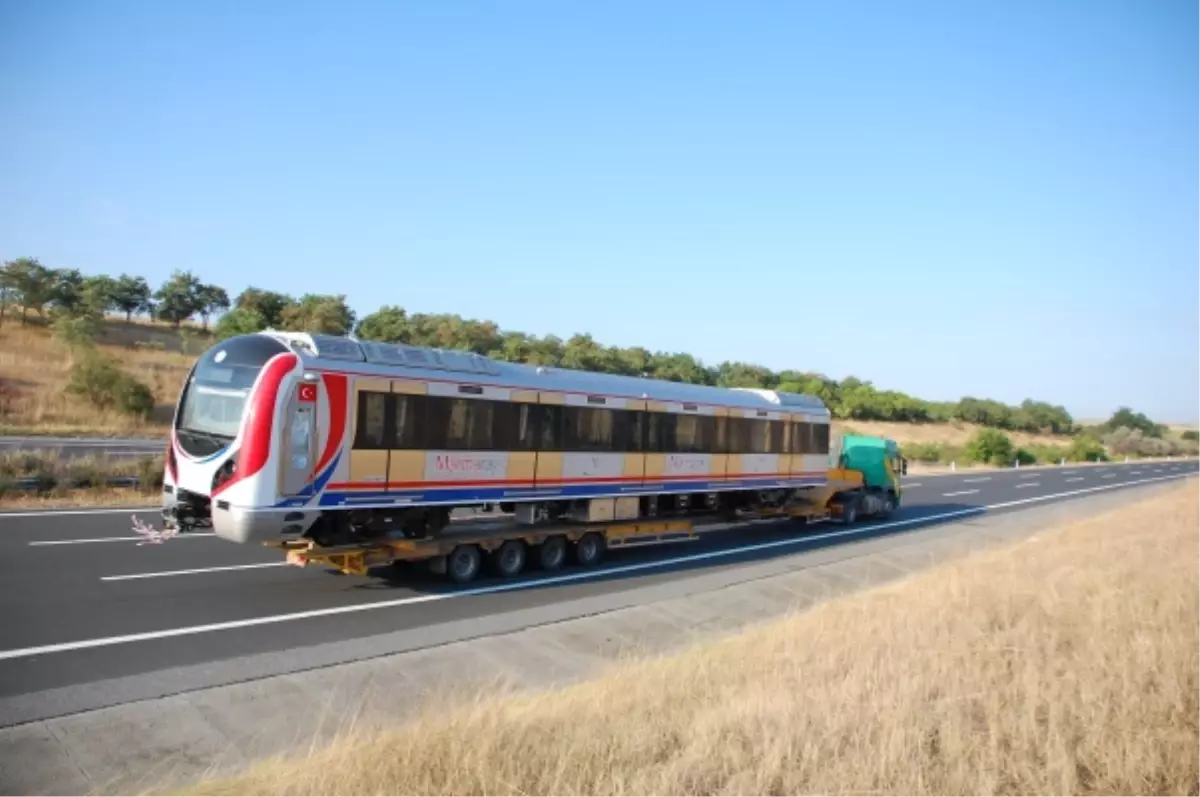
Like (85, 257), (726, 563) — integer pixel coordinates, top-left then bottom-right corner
(904, 483), (922, 488)
(1015, 482), (1040, 489)
(102, 562), (288, 581)
(1, 507), (158, 520)
(963, 477), (991, 483)
(1065, 477), (1085, 483)
(1131, 471), (1143, 475)
(1062, 470), (1077, 475)
(1103, 474), (1116, 479)
(0, 471), (1192, 662)
(1019, 474), (1039, 479)
(29, 533), (216, 546)
(942, 489), (980, 497)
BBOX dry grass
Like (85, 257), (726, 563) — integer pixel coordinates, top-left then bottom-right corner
(0, 319), (201, 435)
(184, 480), (1200, 796)
(840, 419), (1069, 449)
(0, 487), (158, 510)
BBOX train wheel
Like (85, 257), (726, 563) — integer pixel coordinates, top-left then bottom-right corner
(446, 544), (482, 584)
(538, 535), (567, 571)
(572, 532), (605, 567)
(491, 540), (527, 578)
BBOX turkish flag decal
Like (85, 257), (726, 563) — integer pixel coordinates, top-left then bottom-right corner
(298, 383), (318, 403)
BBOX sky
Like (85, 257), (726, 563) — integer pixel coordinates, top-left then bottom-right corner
(1, 0), (1196, 423)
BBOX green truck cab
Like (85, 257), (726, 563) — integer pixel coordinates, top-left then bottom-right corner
(833, 434), (906, 524)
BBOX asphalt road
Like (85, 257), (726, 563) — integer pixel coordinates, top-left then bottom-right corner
(0, 459), (1194, 710)
(0, 436), (164, 459)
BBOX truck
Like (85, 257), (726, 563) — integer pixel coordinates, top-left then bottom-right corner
(269, 433), (907, 583)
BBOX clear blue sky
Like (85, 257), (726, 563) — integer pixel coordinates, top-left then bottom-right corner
(2, 0), (1196, 423)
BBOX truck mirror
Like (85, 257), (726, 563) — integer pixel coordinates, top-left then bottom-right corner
(901, 458), (908, 475)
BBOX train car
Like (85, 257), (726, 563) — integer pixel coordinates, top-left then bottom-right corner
(163, 331), (833, 547)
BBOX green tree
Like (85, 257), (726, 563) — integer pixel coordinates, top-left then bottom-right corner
(5, 257), (55, 323)
(1102, 407), (1164, 438)
(154, 270), (203, 328)
(49, 268), (88, 317)
(81, 274), (120, 317)
(110, 274), (153, 322)
(280, 294), (356, 335)
(214, 307), (268, 340)
(194, 284), (231, 330)
(965, 428), (1015, 467)
(0, 261), (16, 327)
(235, 287), (294, 328)
(1182, 430), (1199, 442)
(355, 305), (411, 343)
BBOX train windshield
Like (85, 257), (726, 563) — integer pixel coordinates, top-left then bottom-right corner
(176, 335), (289, 457)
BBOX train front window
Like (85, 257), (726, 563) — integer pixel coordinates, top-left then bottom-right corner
(176, 334), (289, 457)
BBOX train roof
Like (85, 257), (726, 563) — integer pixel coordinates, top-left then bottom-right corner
(259, 331), (831, 418)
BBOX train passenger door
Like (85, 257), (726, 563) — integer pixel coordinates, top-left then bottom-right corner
(281, 379), (319, 497)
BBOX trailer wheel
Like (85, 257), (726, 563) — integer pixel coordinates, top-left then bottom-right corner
(572, 532), (605, 567)
(446, 544), (483, 584)
(491, 540), (527, 578)
(538, 535), (568, 571)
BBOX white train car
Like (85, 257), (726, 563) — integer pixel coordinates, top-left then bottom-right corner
(163, 332), (832, 546)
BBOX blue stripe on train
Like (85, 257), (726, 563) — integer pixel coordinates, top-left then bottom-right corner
(313, 476), (827, 507)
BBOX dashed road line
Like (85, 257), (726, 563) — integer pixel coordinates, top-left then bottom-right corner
(1, 470), (1192, 662)
(942, 489), (980, 497)
(102, 562), (289, 581)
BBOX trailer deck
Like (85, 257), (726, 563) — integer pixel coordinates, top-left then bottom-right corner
(267, 469), (873, 582)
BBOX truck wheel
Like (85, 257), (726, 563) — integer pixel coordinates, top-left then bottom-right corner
(881, 495), (896, 518)
(842, 500), (859, 526)
(538, 535), (568, 571)
(446, 544), (482, 584)
(491, 540), (527, 578)
(572, 532), (605, 567)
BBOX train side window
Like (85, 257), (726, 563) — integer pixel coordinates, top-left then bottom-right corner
(392, 394), (423, 449)
(537, 404), (563, 450)
(505, 403), (539, 451)
(814, 423), (831, 455)
(768, 420), (785, 454)
(714, 416), (728, 453)
(354, 391), (388, 450)
(644, 411), (676, 453)
(613, 409), (640, 452)
(726, 417), (747, 454)
(675, 414), (712, 453)
(564, 406), (614, 451)
(747, 420), (771, 454)
(427, 397), (493, 450)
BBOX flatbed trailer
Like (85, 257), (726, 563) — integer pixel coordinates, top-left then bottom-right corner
(269, 467), (900, 583)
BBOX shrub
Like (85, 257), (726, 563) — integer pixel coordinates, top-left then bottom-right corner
(1068, 435), (1108, 462)
(1182, 430), (1199, 442)
(65, 354), (155, 419)
(1014, 447), (1036, 466)
(965, 429), (1014, 467)
(1027, 444), (1067, 464)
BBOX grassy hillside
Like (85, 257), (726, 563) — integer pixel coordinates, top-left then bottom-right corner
(0, 317), (206, 435)
(184, 481), (1199, 796)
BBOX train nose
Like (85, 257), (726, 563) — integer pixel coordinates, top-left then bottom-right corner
(211, 504), (315, 544)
